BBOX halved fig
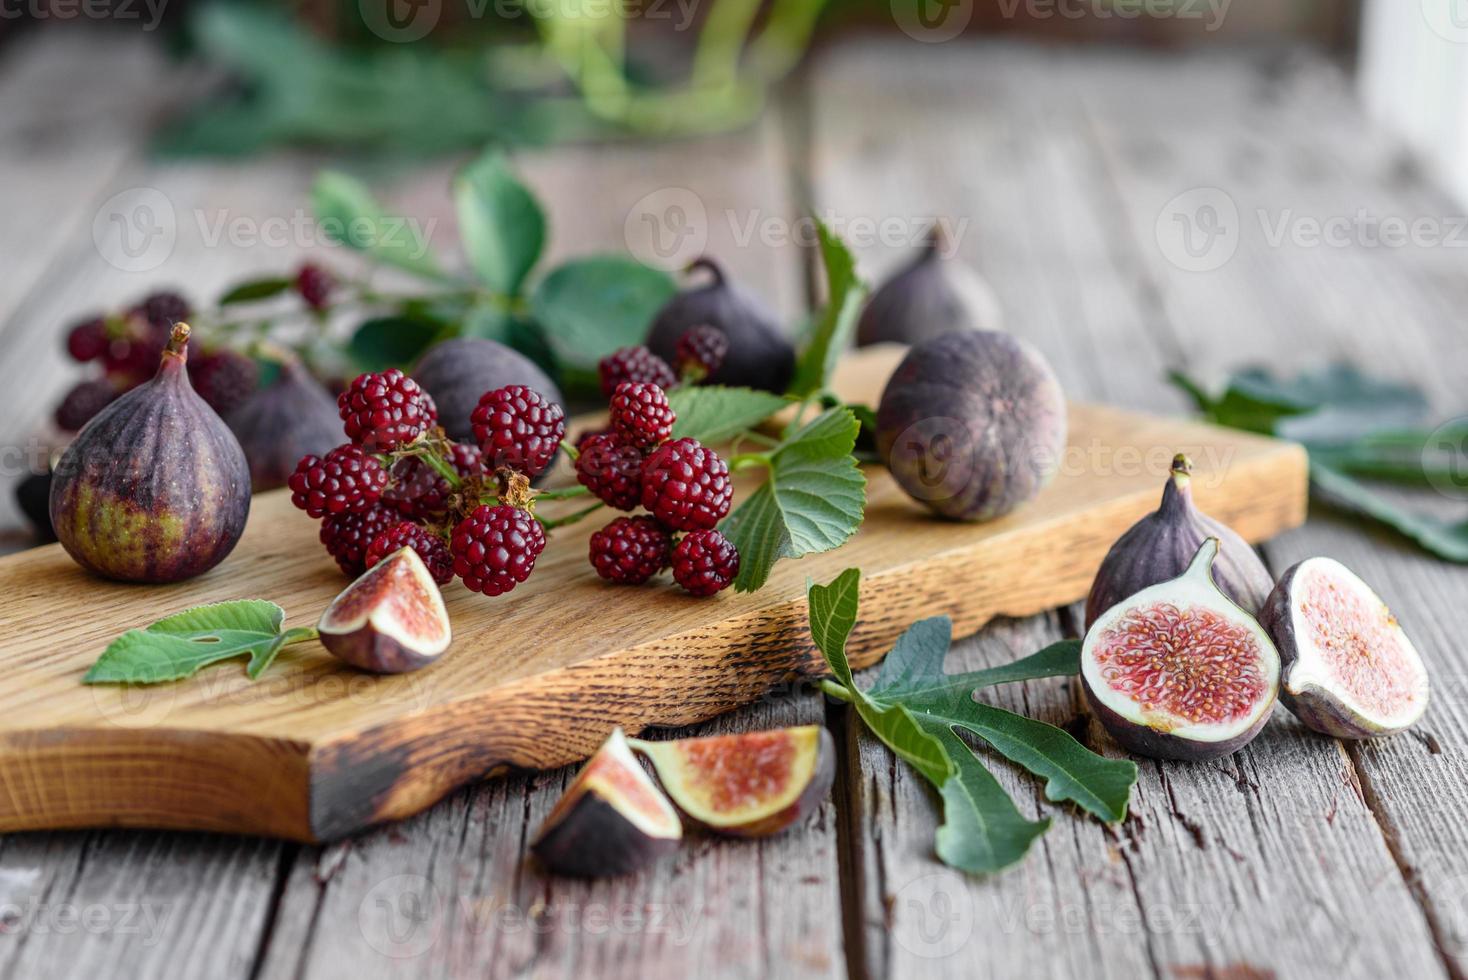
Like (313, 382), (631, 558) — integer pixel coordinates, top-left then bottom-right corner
(1081, 538), (1280, 761)
(532, 728), (682, 877)
(1259, 557), (1429, 739)
(630, 725), (835, 837)
(317, 547), (451, 673)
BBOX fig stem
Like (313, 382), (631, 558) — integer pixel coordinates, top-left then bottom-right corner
(537, 501), (604, 531)
(686, 256), (725, 286)
(819, 679), (854, 703)
(164, 322), (191, 358)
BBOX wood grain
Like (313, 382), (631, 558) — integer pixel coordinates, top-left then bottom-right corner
(0, 344), (1305, 841)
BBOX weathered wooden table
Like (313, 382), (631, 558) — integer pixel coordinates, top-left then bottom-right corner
(1, 27), (1465, 979)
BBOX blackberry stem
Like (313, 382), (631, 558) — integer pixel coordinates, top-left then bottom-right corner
(537, 501), (604, 530)
(559, 439), (580, 462)
(414, 444), (464, 489)
(534, 485), (591, 502)
(727, 452), (771, 472)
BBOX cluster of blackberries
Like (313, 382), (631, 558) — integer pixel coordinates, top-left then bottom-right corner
(579, 335), (740, 596)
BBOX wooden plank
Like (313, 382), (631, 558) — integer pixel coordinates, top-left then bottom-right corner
(807, 37), (1453, 978)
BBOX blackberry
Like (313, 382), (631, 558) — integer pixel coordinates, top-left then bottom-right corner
(54, 378), (117, 432)
(451, 504), (546, 596)
(589, 516), (672, 585)
(136, 291), (191, 332)
(640, 437), (732, 531)
(574, 432), (645, 511)
(609, 382), (675, 449)
(470, 385), (566, 478)
(338, 368), (437, 450)
(65, 317), (108, 363)
(366, 521), (455, 585)
(383, 442), (482, 520)
(320, 504), (400, 576)
(598, 345), (676, 398)
(671, 529), (740, 596)
(189, 350), (259, 415)
(295, 263), (334, 311)
(574, 426), (612, 452)
(674, 325), (728, 381)
(288, 444), (389, 518)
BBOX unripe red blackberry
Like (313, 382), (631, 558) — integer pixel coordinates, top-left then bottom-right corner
(54, 378), (118, 432)
(588, 516), (672, 585)
(135, 291), (191, 332)
(609, 382), (676, 449)
(470, 385), (566, 478)
(65, 317), (108, 363)
(674, 325), (728, 381)
(640, 437), (732, 531)
(598, 345), (676, 398)
(574, 433), (645, 511)
(671, 529), (740, 596)
(295, 263), (334, 310)
(288, 444), (389, 518)
(366, 521), (455, 585)
(338, 368), (437, 450)
(319, 504), (399, 576)
(451, 504), (546, 596)
(382, 442), (482, 520)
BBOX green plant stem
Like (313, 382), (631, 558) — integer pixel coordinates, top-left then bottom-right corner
(728, 452), (772, 472)
(416, 446), (464, 489)
(538, 501), (604, 530)
(559, 439), (581, 462)
(819, 679), (853, 703)
(281, 627), (320, 645)
(534, 485), (590, 502)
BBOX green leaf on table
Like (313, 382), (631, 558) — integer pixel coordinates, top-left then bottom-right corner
(218, 276), (294, 305)
(721, 406), (866, 592)
(312, 171), (446, 281)
(348, 315), (445, 373)
(788, 220), (867, 397)
(84, 600), (316, 685)
(666, 385), (790, 444)
(454, 150), (545, 296)
(1311, 462), (1468, 562)
(531, 256), (676, 368)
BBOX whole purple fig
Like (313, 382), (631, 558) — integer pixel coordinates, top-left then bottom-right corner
(413, 338), (563, 443)
(645, 257), (795, 393)
(1084, 453), (1273, 629)
(856, 228), (1003, 347)
(226, 358), (341, 491)
(50, 323), (251, 583)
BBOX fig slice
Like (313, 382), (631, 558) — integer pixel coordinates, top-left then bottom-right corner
(317, 547), (451, 673)
(629, 725), (835, 837)
(1259, 557), (1429, 739)
(532, 728), (682, 877)
(1081, 538), (1280, 762)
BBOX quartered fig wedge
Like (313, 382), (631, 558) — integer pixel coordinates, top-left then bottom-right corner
(317, 547), (451, 673)
(532, 728), (682, 877)
(1260, 557), (1429, 739)
(631, 725), (835, 837)
(1081, 538), (1280, 762)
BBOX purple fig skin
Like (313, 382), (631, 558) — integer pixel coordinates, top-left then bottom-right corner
(875, 330), (1066, 522)
(318, 549), (450, 674)
(319, 624), (440, 675)
(1080, 673), (1273, 762)
(645, 257), (795, 393)
(856, 229), (1003, 348)
(532, 792), (680, 878)
(1084, 454), (1272, 629)
(49, 324), (251, 583)
(1258, 560), (1426, 739)
(413, 338), (563, 443)
(225, 360), (341, 491)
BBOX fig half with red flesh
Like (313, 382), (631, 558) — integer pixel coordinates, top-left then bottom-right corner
(317, 547), (451, 673)
(1259, 557), (1429, 739)
(1081, 538), (1280, 761)
(631, 725), (835, 837)
(532, 728), (682, 877)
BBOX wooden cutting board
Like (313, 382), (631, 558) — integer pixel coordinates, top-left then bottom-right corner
(0, 347), (1308, 841)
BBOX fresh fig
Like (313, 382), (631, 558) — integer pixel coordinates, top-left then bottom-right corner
(856, 228), (1003, 347)
(1259, 557), (1429, 739)
(1081, 538), (1280, 761)
(49, 323), (251, 583)
(532, 728), (683, 877)
(1085, 453), (1273, 630)
(630, 725), (835, 837)
(875, 330), (1066, 521)
(317, 547), (451, 673)
(225, 359), (342, 491)
(413, 338), (563, 443)
(645, 257), (795, 393)
(15, 470), (55, 542)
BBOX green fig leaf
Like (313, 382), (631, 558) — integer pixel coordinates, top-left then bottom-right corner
(84, 601), (317, 685)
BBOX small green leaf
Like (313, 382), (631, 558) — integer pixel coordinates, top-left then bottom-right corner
(531, 256), (675, 368)
(348, 316), (444, 373)
(788, 220), (866, 397)
(218, 277), (294, 305)
(312, 171), (446, 281)
(84, 600), (315, 685)
(1311, 462), (1468, 563)
(722, 407), (866, 591)
(454, 150), (546, 295)
(930, 722), (1052, 874)
(666, 386), (790, 444)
